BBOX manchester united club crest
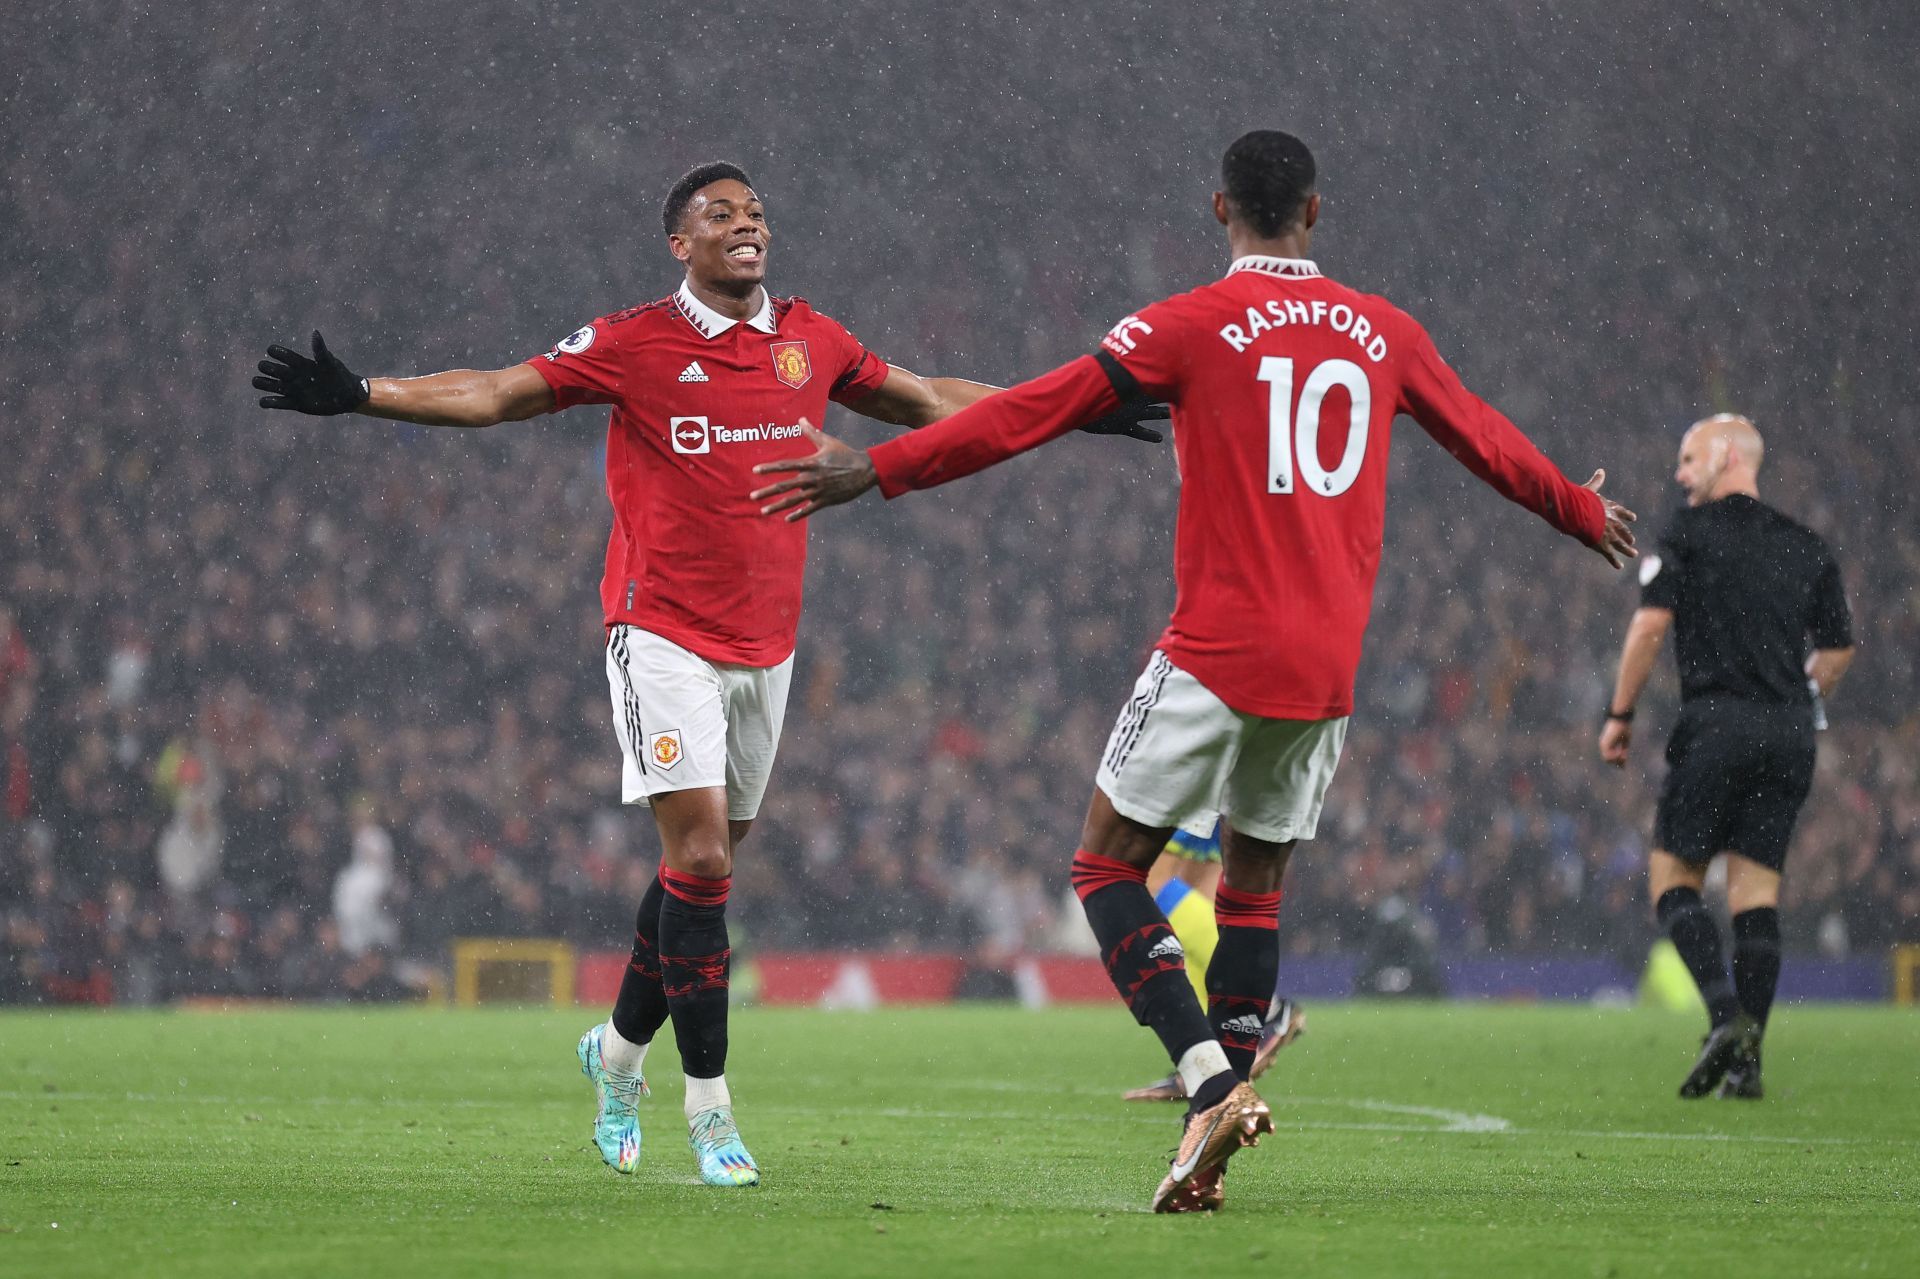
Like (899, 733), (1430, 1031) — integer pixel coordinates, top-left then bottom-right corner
(770, 340), (812, 389)
(650, 729), (683, 771)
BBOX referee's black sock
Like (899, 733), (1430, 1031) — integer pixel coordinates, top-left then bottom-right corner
(1730, 907), (1782, 1029)
(1655, 886), (1739, 1028)
(610, 870), (671, 1046)
(1071, 850), (1216, 1064)
(658, 866), (732, 1080)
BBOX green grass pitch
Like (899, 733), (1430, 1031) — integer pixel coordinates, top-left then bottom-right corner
(3, 1003), (1916, 1277)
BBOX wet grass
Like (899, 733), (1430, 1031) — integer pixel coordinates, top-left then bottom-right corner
(2, 1002), (1916, 1277)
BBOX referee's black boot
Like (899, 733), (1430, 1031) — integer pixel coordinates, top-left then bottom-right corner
(1717, 1025), (1765, 1100)
(1679, 1013), (1759, 1099)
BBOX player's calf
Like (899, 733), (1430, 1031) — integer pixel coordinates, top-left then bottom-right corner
(609, 871), (672, 1051)
(1073, 849), (1220, 1069)
(1207, 883), (1284, 1078)
(659, 865), (732, 1077)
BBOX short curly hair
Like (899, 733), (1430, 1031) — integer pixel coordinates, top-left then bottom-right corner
(662, 162), (755, 236)
(1221, 132), (1315, 237)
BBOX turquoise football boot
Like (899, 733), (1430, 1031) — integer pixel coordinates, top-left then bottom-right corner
(688, 1106), (760, 1186)
(576, 1023), (648, 1173)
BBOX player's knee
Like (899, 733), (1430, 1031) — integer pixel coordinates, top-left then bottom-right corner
(1723, 855), (1781, 912)
(669, 842), (733, 882)
(1646, 851), (1702, 906)
(1221, 832), (1292, 892)
(1221, 858), (1286, 895)
(1079, 794), (1171, 868)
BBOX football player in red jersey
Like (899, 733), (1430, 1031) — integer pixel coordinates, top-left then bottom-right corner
(753, 131), (1637, 1211)
(253, 162), (1164, 1188)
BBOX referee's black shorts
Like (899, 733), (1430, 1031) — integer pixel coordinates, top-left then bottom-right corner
(1655, 697), (1817, 871)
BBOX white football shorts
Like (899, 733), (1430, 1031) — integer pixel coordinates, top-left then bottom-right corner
(1096, 650), (1347, 844)
(1176, 812), (1220, 840)
(604, 625), (793, 821)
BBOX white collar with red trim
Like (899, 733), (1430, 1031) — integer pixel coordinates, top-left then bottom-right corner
(674, 281), (779, 339)
(1227, 256), (1323, 280)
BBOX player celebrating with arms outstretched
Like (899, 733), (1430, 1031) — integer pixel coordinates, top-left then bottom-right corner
(252, 163), (1163, 1188)
(753, 132), (1637, 1211)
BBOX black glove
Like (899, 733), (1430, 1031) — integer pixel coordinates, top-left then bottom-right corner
(1079, 400), (1170, 444)
(254, 331), (370, 415)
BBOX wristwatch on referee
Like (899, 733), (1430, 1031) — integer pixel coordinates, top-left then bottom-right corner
(1603, 706), (1635, 726)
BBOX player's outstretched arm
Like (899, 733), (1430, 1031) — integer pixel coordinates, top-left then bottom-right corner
(845, 365), (1166, 442)
(1400, 328), (1635, 564)
(255, 332), (553, 428)
(754, 355), (1140, 520)
(1581, 469), (1640, 569)
(841, 366), (995, 429)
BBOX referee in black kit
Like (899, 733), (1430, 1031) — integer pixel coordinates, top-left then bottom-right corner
(1598, 414), (1854, 1099)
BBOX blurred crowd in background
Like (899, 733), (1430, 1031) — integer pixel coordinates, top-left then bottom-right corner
(4, 1), (1915, 1002)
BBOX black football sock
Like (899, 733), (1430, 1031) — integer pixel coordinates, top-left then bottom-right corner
(1656, 886), (1739, 1027)
(1071, 850), (1216, 1065)
(1730, 907), (1782, 1030)
(659, 866), (732, 1080)
(609, 870), (670, 1045)
(1187, 1071), (1237, 1113)
(1208, 883), (1284, 1079)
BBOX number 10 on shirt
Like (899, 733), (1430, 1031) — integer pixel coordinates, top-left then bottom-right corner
(1259, 356), (1371, 497)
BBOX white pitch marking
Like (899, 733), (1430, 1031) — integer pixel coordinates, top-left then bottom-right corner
(771, 1087), (1894, 1148)
(0, 1089), (1888, 1148)
(824, 1084), (1511, 1133)
(1309, 1097), (1512, 1133)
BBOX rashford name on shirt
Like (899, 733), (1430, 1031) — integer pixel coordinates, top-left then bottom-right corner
(1101, 297), (1392, 366)
(1217, 298), (1389, 361)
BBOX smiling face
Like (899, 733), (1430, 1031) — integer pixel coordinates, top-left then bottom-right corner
(669, 178), (769, 292)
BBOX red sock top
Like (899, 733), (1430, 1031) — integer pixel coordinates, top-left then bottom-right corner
(1070, 849), (1149, 902)
(660, 864), (731, 906)
(1214, 882), (1283, 930)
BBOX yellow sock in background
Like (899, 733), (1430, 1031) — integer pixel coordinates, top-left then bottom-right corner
(1639, 939), (1708, 1013)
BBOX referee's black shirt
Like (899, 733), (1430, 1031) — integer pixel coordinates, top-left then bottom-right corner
(1639, 494), (1852, 705)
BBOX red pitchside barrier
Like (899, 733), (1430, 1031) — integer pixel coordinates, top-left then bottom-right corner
(575, 951), (1115, 1007)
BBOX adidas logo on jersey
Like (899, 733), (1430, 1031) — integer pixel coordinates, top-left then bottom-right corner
(1220, 1014), (1265, 1037)
(1147, 935), (1185, 962)
(678, 362), (710, 383)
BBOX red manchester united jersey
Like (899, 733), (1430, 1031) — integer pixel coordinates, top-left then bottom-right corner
(528, 282), (890, 666)
(868, 256), (1604, 719)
